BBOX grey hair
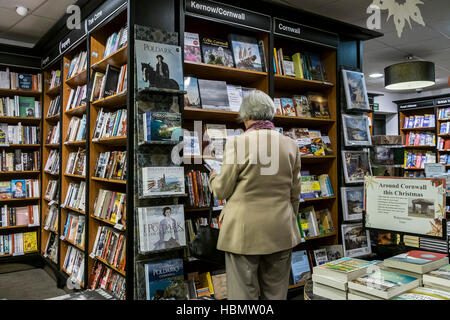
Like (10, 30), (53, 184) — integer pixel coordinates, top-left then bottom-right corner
(239, 90), (275, 122)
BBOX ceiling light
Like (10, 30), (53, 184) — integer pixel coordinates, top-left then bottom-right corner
(384, 61), (435, 90)
(369, 73), (383, 78)
(16, 6), (28, 16)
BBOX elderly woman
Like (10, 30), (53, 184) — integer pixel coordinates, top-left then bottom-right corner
(209, 90), (302, 300)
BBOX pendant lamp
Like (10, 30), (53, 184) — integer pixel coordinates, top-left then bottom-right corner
(384, 61), (435, 90)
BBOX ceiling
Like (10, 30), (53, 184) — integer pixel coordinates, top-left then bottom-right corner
(273, 0), (450, 93)
(0, 0), (76, 48)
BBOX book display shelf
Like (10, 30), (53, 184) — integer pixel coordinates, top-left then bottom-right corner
(0, 66), (42, 260)
(41, 60), (62, 268)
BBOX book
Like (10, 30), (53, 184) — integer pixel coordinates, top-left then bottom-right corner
(18, 73), (32, 90)
(384, 251), (449, 274)
(201, 37), (234, 68)
(348, 269), (420, 299)
(102, 65), (121, 98)
(142, 112), (182, 142)
(291, 250), (311, 285)
(183, 131), (201, 157)
(226, 84), (243, 112)
(298, 206), (319, 237)
(197, 79), (229, 111)
(135, 40), (183, 91)
(392, 286), (450, 300)
(313, 282), (347, 300)
(229, 34), (263, 72)
(184, 32), (202, 63)
(137, 205), (186, 253)
(18, 97), (36, 117)
(90, 72), (105, 101)
(313, 258), (380, 282)
(422, 264), (450, 288)
(293, 95), (311, 118)
(307, 93), (330, 119)
(141, 166), (185, 197)
(183, 77), (201, 108)
(144, 258), (186, 300)
(280, 98), (296, 116)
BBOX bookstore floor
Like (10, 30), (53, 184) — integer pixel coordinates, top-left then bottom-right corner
(0, 265), (66, 300)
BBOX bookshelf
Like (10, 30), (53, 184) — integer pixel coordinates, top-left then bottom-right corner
(0, 65), (42, 261)
(88, 8), (128, 297)
(61, 39), (88, 287)
(41, 61), (62, 267)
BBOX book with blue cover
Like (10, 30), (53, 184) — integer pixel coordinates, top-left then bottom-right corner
(144, 258), (186, 300)
(18, 74), (32, 90)
(291, 250), (311, 284)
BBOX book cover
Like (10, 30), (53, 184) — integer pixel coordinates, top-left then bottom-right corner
(341, 222), (371, 258)
(201, 37), (234, 68)
(135, 40), (183, 91)
(183, 77), (201, 108)
(183, 131), (201, 157)
(307, 93), (330, 119)
(316, 257), (372, 273)
(280, 98), (296, 117)
(143, 112), (182, 142)
(427, 264), (450, 280)
(298, 138), (313, 156)
(321, 136), (333, 155)
(141, 166), (185, 197)
(184, 32), (201, 63)
(306, 52), (325, 81)
(393, 287), (450, 300)
(102, 65), (121, 97)
(138, 205), (186, 252)
(19, 96), (36, 117)
(273, 98), (283, 115)
(293, 95), (312, 118)
(197, 79), (229, 110)
(23, 231), (37, 252)
(229, 34), (263, 72)
(18, 74), (32, 90)
(291, 250), (311, 284)
(0, 123), (8, 146)
(144, 258), (186, 300)
(351, 270), (418, 293)
(387, 251), (448, 265)
(226, 84), (243, 112)
(11, 179), (26, 198)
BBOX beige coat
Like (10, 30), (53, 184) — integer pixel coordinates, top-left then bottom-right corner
(209, 129), (302, 255)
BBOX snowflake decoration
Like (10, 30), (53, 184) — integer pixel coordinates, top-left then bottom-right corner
(426, 219), (442, 237)
(371, 0), (426, 37)
(435, 204), (445, 220)
(364, 175), (378, 190)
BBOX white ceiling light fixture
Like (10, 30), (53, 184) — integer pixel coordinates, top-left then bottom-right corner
(16, 6), (29, 17)
(369, 73), (384, 78)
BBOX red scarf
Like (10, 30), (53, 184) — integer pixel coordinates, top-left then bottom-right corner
(245, 120), (275, 132)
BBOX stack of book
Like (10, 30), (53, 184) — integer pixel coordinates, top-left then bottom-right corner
(405, 132), (435, 146)
(62, 213), (85, 247)
(438, 137), (450, 150)
(67, 51), (87, 79)
(47, 96), (61, 117)
(300, 172), (334, 199)
(312, 258), (381, 300)
(65, 148), (86, 176)
(89, 261), (126, 300)
(0, 205), (39, 227)
(298, 206), (333, 238)
(440, 122), (450, 134)
(404, 151), (436, 169)
(62, 246), (85, 284)
(438, 108), (450, 119)
(0, 179), (39, 198)
(0, 69), (42, 91)
(63, 181), (86, 212)
(284, 128), (333, 156)
(44, 180), (59, 201)
(92, 189), (126, 225)
(185, 170), (211, 208)
(90, 64), (127, 101)
(0, 150), (40, 171)
(403, 115), (435, 128)
(93, 151), (127, 181)
(4, 123), (40, 145)
(91, 226), (126, 271)
(392, 286), (450, 300)
(43, 205), (58, 232)
(0, 231), (37, 256)
(103, 25), (128, 58)
(48, 70), (61, 89)
(65, 115), (86, 142)
(274, 94), (330, 119)
(273, 48), (327, 81)
(0, 96), (41, 117)
(46, 122), (60, 144)
(92, 108), (127, 140)
(65, 84), (87, 111)
(44, 150), (59, 174)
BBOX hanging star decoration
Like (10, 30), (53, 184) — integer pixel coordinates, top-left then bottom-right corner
(371, 0), (426, 37)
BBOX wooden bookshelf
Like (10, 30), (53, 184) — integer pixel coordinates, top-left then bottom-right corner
(273, 74), (334, 91)
(60, 39), (88, 285)
(88, 8), (128, 296)
(0, 68), (42, 261)
(41, 61), (61, 265)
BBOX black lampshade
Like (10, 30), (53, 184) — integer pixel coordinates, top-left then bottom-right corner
(384, 61), (435, 90)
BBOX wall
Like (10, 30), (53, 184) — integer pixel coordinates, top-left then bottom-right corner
(372, 91), (403, 135)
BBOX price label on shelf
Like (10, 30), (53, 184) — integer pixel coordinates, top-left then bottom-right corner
(43, 253), (48, 258)
(49, 200), (55, 206)
(60, 203), (65, 208)
(13, 252), (24, 256)
(89, 252), (96, 259)
(44, 226), (49, 231)
(28, 223), (40, 227)
(114, 224), (123, 231)
(60, 235), (65, 241)
(92, 138), (99, 142)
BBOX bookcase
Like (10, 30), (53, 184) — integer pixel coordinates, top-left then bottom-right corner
(0, 66), (42, 260)
(41, 60), (62, 268)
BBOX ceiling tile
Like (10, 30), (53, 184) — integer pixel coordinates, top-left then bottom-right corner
(0, 0), (46, 12)
(395, 35), (450, 55)
(429, 19), (450, 38)
(419, 0), (450, 23)
(8, 14), (55, 39)
(377, 25), (438, 47)
(32, 0), (77, 20)
(0, 7), (23, 32)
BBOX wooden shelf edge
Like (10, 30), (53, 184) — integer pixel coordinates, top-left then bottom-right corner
(94, 256), (126, 277)
(91, 177), (126, 184)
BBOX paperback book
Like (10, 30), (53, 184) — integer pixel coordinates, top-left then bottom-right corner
(144, 258), (186, 300)
(141, 166), (185, 197)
